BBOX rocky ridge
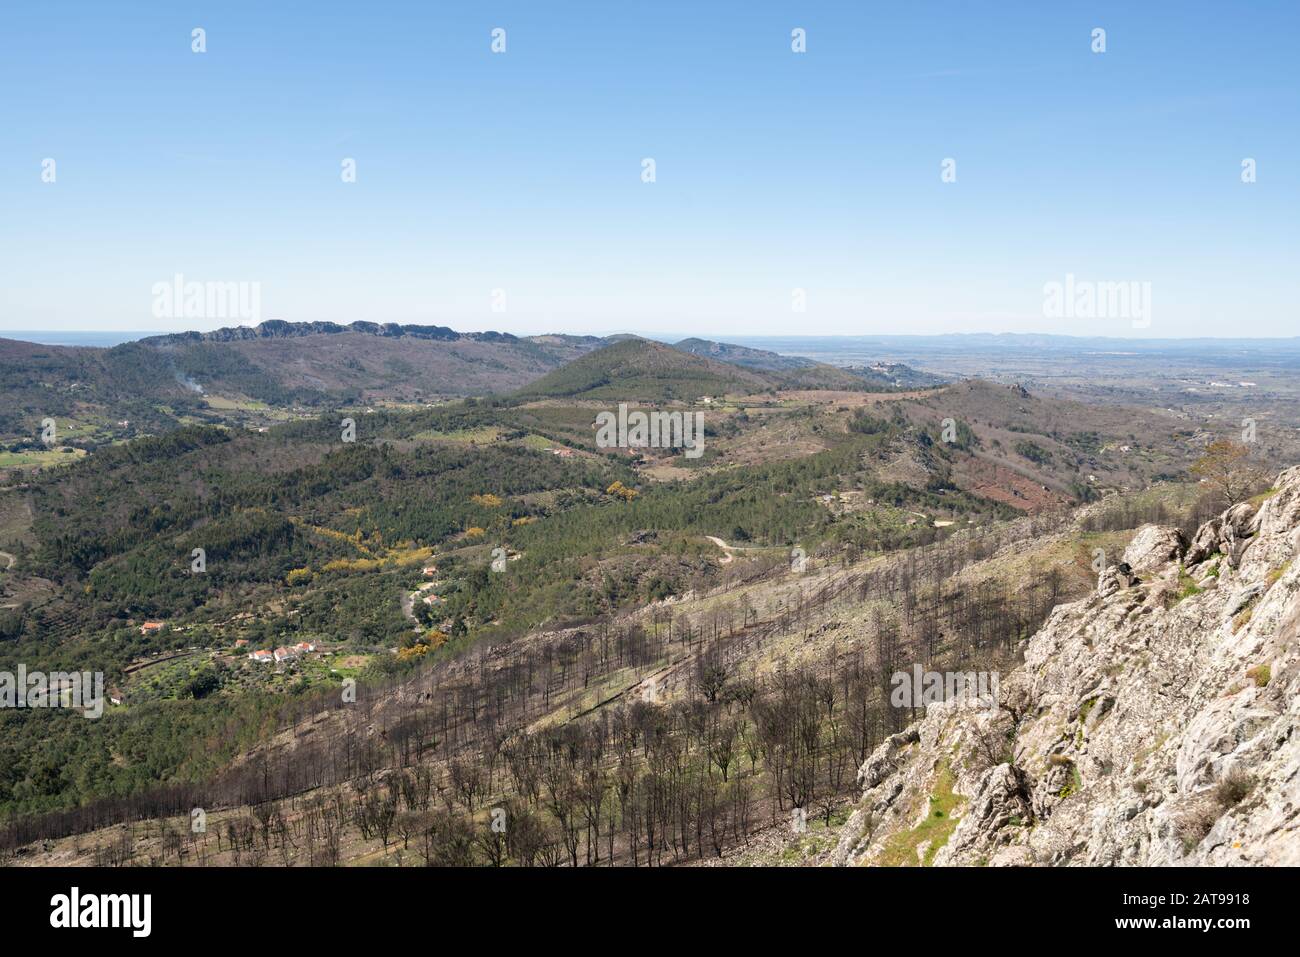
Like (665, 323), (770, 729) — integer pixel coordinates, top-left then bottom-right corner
(834, 467), (1300, 866)
(142, 320), (532, 345)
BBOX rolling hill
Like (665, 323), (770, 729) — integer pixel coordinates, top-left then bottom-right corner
(144, 326), (602, 402)
(0, 324), (607, 446)
(1, 325), (948, 455)
(518, 337), (935, 402)
(515, 338), (777, 401)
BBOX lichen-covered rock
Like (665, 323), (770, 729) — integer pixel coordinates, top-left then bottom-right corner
(835, 467), (1300, 867)
(1185, 517), (1223, 565)
(858, 727), (919, 790)
(1097, 562), (1136, 597)
(1122, 524), (1186, 576)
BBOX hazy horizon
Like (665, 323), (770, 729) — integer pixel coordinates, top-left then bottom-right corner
(6, 325), (1300, 350)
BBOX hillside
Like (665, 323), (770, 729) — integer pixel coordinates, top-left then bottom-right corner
(155, 330), (599, 401)
(518, 337), (933, 402)
(883, 379), (1196, 501)
(140, 321), (604, 401)
(5, 326), (908, 453)
(515, 337), (777, 401)
(673, 337), (938, 391)
(0, 338), (207, 442)
(0, 325), (605, 448)
(673, 337), (818, 372)
(844, 362), (948, 390)
(2, 460), (1236, 867)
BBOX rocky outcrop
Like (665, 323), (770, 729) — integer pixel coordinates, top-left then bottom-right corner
(1121, 524), (1186, 575)
(1184, 502), (1258, 568)
(834, 468), (1300, 866)
(1097, 562), (1137, 597)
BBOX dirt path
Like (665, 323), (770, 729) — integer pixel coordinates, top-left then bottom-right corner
(705, 535), (778, 565)
(704, 536), (735, 564)
(400, 588), (422, 632)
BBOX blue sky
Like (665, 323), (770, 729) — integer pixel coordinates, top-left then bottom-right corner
(1, 1), (1296, 338)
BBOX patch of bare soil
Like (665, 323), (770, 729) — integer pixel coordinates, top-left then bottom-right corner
(953, 454), (1070, 512)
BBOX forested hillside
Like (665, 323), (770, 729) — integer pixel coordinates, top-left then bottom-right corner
(1, 323), (1270, 866)
(0, 356), (1234, 841)
(0, 324), (605, 449)
(2, 463), (1229, 864)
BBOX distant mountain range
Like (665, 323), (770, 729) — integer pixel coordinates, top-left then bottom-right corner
(0, 322), (940, 444)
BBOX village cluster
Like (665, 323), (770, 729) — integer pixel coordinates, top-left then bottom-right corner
(137, 620), (320, 665)
(244, 640), (317, 664)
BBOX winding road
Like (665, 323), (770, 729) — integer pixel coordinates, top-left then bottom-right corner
(704, 536), (735, 564)
(705, 536), (772, 565)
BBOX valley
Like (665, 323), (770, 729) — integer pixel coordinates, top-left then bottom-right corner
(0, 324), (1288, 868)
